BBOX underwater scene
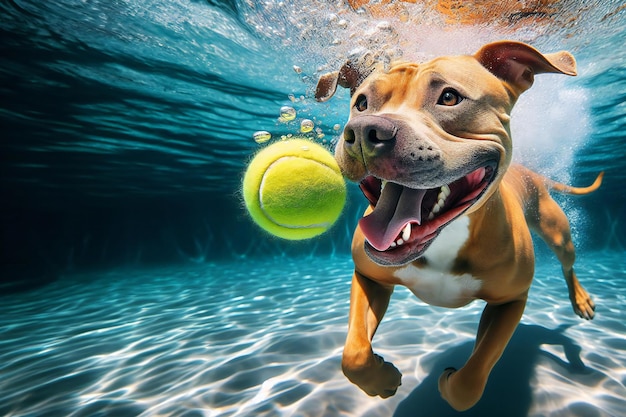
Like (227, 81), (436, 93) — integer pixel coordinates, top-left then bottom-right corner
(1, 0), (625, 416)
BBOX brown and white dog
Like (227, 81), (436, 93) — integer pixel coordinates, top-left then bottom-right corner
(315, 41), (603, 410)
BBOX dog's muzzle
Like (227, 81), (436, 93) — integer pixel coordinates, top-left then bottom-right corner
(343, 115), (398, 159)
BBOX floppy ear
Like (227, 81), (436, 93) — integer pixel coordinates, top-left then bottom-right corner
(474, 41), (577, 96)
(315, 58), (376, 102)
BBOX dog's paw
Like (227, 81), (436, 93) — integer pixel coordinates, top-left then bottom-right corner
(570, 286), (596, 320)
(438, 367), (485, 411)
(343, 353), (402, 398)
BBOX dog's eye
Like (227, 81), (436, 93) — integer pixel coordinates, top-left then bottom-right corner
(437, 89), (463, 106)
(354, 94), (368, 112)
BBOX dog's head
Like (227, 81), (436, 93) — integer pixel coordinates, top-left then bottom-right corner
(317, 41), (577, 266)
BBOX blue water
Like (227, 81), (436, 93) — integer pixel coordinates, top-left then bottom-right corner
(1, 0), (625, 416)
(1, 254), (625, 416)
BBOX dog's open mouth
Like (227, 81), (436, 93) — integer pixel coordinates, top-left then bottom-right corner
(359, 164), (497, 266)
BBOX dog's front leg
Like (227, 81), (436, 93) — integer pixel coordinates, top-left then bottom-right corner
(438, 296), (528, 411)
(342, 270), (401, 398)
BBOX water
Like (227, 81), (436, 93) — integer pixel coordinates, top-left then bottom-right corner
(2, 255), (625, 416)
(1, 0), (625, 416)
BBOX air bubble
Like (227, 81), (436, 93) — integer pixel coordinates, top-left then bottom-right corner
(279, 106), (296, 122)
(333, 124), (341, 131)
(253, 131), (271, 143)
(300, 119), (314, 133)
(376, 21), (392, 31)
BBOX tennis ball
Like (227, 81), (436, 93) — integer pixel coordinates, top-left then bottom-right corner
(243, 139), (346, 240)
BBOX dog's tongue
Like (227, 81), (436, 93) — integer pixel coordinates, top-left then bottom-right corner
(359, 182), (427, 251)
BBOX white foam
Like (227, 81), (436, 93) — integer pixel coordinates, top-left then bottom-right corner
(510, 76), (591, 182)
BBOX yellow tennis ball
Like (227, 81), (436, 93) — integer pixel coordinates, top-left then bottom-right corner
(243, 139), (346, 240)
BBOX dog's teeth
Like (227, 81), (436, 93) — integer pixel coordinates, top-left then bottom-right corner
(402, 223), (411, 241)
(430, 186), (449, 219)
(381, 180), (387, 192)
(396, 238), (404, 246)
(390, 241), (397, 248)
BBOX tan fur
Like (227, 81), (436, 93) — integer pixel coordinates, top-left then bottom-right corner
(317, 41), (602, 410)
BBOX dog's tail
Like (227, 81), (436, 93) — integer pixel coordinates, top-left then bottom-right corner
(548, 172), (604, 195)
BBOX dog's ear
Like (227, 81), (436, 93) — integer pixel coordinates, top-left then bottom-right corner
(475, 41), (577, 95)
(315, 70), (341, 103)
(315, 59), (376, 102)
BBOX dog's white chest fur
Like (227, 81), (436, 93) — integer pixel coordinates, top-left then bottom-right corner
(393, 216), (481, 307)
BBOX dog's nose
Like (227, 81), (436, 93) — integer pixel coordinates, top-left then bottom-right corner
(343, 115), (397, 156)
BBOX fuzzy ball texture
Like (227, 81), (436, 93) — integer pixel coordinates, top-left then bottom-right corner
(243, 139), (346, 240)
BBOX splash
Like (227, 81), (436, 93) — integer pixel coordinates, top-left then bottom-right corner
(238, 0), (621, 183)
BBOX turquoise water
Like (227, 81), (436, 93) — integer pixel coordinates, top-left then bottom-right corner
(1, 0), (625, 416)
(2, 254), (625, 416)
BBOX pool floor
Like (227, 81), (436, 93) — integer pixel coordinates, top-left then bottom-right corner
(1, 251), (624, 416)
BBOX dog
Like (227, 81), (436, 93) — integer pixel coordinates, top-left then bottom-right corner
(315, 41), (603, 411)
